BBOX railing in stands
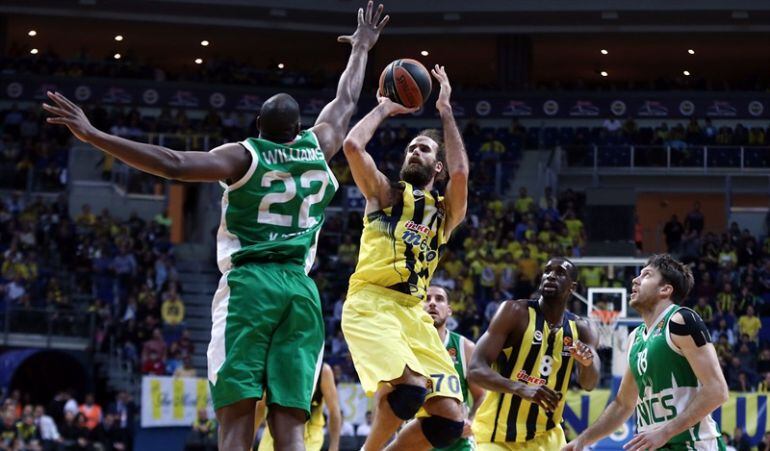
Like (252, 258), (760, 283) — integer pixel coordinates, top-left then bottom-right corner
(1, 304), (96, 348)
(561, 145), (770, 172)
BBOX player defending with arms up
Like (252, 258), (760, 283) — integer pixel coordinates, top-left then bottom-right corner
(341, 65), (469, 451)
(424, 285), (486, 451)
(469, 257), (600, 451)
(44, 3), (388, 450)
(564, 254), (728, 451)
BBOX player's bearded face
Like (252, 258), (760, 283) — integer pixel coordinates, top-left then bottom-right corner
(630, 265), (663, 310)
(401, 138), (439, 188)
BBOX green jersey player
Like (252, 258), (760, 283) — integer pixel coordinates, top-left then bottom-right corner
(43, 3), (390, 449)
(424, 285), (486, 451)
(564, 254), (728, 451)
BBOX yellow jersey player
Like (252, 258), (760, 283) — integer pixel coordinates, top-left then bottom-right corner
(341, 65), (470, 451)
(255, 363), (341, 451)
(468, 258), (600, 451)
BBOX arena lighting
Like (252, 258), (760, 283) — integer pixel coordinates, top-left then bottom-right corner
(114, 35), (123, 41)
(201, 40), (209, 47)
(278, 63), (285, 69)
(600, 49), (608, 55)
(30, 48), (38, 55)
(195, 58), (203, 65)
(600, 71), (608, 77)
(421, 50), (429, 56)
(114, 53), (121, 60)
(27, 30), (37, 37)
(683, 70), (691, 76)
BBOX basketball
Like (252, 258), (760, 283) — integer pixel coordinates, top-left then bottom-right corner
(378, 59), (432, 108)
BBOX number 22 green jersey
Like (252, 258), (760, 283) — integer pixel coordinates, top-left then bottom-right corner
(217, 130), (338, 273)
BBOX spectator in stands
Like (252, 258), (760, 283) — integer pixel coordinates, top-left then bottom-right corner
(663, 214), (685, 253)
(759, 431), (770, 451)
(711, 317), (734, 346)
(717, 283), (736, 313)
(513, 187), (534, 219)
(33, 405), (60, 449)
(732, 428), (751, 451)
(174, 355), (197, 378)
(78, 393), (102, 431)
(15, 412), (41, 451)
(0, 413), (16, 450)
(685, 201), (705, 236)
(602, 116), (622, 135)
(59, 411), (90, 450)
(141, 328), (167, 363)
(738, 305), (762, 342)
(479, 132), (506, 160)
(161, 284), (185, 330)
(337, 235), (358, 269)
(142, 350), (166, 375)
(758, 372), (770, 392)
(186, 409), (216, 451)
(88, 412), (125, 450)
(107, 391), (135, 449)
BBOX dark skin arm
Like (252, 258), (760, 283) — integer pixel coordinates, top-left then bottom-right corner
(43, 91), (251, 183)
(571, 319), (601, 391)
(312, 1), (389, 161)
(467, 300), (560, 412)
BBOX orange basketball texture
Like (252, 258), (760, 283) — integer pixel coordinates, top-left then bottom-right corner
(378, 59), (432, 108)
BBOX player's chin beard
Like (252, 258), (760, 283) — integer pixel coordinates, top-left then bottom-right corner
(401, 163), (433, 188)
(433, 317), (446, 329)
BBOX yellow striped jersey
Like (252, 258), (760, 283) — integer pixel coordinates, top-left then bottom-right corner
(473, 300), (579, 443)
(349, 181), (447, 302)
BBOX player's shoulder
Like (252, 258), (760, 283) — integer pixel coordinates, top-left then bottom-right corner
(669, 306), (702, 325)
(498, 299), (532, 315)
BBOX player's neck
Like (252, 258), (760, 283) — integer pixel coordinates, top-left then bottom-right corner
(642, 299), (674, 328)
(538, 296), (567, 327)
(437, 325), (448, 342)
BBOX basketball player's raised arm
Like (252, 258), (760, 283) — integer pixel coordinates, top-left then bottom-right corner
(320, 364), (343, 451)
(313, 1), (389, 161)
(43, 91), (250, 183)
(572, 320), (601, 391)
(343, 98), (416, 209)
(562, 365), (639, 451)
(468, 301), (560, 412)
(431, 65), (469, 236)
(463, 339), (486, 420)
(622, 311), (728, 451)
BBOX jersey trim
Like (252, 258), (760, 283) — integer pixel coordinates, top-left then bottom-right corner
(307, 129), (340, 191)
(222, 140), (259, 191)
(642, 304), (677, 340)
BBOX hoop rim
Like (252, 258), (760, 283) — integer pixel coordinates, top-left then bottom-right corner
(590, 309), (621, 326)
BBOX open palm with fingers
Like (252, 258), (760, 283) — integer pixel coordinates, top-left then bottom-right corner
(42, 91), (98, 143)
(337, 1), (389, 51)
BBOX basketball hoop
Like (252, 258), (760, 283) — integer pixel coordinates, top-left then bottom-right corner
(590, 309), (621, 349)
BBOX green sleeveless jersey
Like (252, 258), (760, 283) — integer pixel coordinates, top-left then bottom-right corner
(217, 130), (338, 273)
(628, 304), (721, 447)
(444, 330), (470, 406)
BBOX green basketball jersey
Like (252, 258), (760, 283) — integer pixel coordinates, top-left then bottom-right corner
(628, 304), (721, 447)
(217, 130), (338, 273)
(444, 330), (470, 406)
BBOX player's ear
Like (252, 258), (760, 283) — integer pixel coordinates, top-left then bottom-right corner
(295, 121), (301, 136)
(256, 115), (262, 131)
(660, 283), (673, 298)
(435, 160), (444, 174)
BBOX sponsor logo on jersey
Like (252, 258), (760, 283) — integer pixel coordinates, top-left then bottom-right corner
(404, 220), (431, 235)
(516, 370), (547, 386)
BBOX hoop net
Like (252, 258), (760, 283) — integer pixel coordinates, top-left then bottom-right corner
(590, 310), (621, 349)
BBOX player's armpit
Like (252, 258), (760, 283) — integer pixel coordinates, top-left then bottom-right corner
(669, 309), (711, 348)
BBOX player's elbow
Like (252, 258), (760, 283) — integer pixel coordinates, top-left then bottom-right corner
(467, 364), (486, 386)
(713, 379), (729, 405)
(343, 137), (363, 155)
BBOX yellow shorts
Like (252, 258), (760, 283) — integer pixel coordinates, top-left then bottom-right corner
(476, 426), (566, 451)
(258, 424), (324, 451)
(342, 284), (463, 404)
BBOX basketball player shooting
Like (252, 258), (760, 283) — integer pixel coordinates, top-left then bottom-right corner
(42, 3), (389, 450)
(563, 254), (728, 451)
(468, 258), (600, 450)
(340, 65), (470, 451)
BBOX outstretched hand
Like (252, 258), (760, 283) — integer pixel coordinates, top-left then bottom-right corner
(569, 340), (595, 367)
(42, 91), (98, 143)
(431, 64), (452, 114)
(337, 1), (389, 51)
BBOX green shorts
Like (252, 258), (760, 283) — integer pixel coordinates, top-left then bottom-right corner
(434, 437), (474, 451)
(207, 262), (324, 415)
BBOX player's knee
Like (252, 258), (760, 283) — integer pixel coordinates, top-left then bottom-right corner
(386, 384), (427, 420)
(420, 415), (464, 449)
